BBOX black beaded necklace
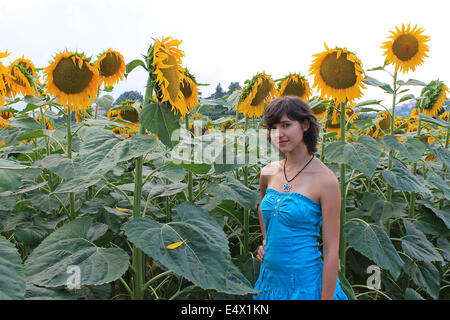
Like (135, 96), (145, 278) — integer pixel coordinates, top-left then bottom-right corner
(282, 154), (315, 192)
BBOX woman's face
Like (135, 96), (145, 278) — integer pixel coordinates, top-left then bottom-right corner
(269, 114), (308, 152)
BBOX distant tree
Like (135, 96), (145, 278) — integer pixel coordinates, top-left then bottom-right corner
(227, 82), (241, 95)
(214, 83), (225, 99)
(114, 90), (144, 105)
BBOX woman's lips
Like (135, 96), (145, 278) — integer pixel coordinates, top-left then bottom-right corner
(279, 140), (288, 146)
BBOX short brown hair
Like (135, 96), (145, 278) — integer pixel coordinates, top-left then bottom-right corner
(263, 96), (320, 154)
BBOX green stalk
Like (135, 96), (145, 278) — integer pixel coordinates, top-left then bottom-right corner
(243, 115), (250, 256)
(409, 112), (423, 218)
(386, 70), (398, 202)
(185, 115), (194, 202)
(66, 109), (76, 220)
(338, 102), (347, 276)
(130, 75), (153, 300)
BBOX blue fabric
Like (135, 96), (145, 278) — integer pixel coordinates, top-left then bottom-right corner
(253, 188), (348, 300)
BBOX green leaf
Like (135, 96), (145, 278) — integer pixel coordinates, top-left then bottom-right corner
(361, 192), (406, 222)
(398, 94), (415, 103)
(382, 160), (431, 196)
(0, 235), (26, 300)
(425, 142), (450, 167)
(0, 168), (24, 193)
(416, 199), (450, 229)
(125, 59), (147, 75)
(206, 174), (258, 210)
(404, 288), (425, 300)
(402, 259), (440, 299)
(425, 170), (450, 200)
(139, 103), (181, 148)
(364, 75), (394, 94)
(124, 202), (256, 295)
(419, 113), (450, 129)
(354, 99), (382, 108)
(324, 136), (381, 177)
(8, 117), (41, 130)
(38, 154), (78, 180)
(437, 238), (450, 261)
(24, 216), (130, 287)
(382, 136), (425, 163)
(54, 127), (158, 193)
(344, 220), (403, 279)
(401, 220), (443, 262)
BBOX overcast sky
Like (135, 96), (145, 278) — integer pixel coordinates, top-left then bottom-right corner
(2, 0), (449, 109)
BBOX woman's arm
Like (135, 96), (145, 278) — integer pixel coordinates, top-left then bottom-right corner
(256, 165), (269, 261)
(320, 172), (341, 300)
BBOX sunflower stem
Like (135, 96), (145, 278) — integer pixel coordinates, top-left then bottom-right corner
(130, 75), (153, 300)
(185, 115), (194, 202)
(386, 70), (398, 204)
(409, 109), (423, 219)
(338, 101), (347, 276)
(243, 115), (250, 256)
(66, 109), (76, 220)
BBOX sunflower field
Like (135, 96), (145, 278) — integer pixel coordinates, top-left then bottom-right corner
(0, 24), (449, 300)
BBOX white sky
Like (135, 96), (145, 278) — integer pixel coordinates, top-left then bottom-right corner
(1, 0), (449, 108)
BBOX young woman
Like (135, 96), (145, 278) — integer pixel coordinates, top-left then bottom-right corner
(253, 96), (348, 300)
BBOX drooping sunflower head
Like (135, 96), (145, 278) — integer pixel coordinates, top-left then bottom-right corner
(95, 49), (126, 88)
(373, 111), (392, 138)
(107, 99), (141, 138)
(309, 43), (366, 104)
(309, 97), (330, 120)
(180, 68), (199, 113)
(237, 72), (276, 118)
(44, 51), (100, 111)
(0, 51), (13, 106)
(8, 56), (37, 97)
(147, 37), (186, 116)
(381, 23), (430, 73)
(277, 73), (312, 101)
(417, 80), (448, 117)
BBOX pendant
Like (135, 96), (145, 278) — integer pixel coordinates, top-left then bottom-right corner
(283, 183), (292, 192)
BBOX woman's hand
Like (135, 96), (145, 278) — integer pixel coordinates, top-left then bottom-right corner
(256, 239), (265, 262)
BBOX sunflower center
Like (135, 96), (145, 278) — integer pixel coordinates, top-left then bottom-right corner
(392, 34), (419, 61)
(160, 54), (180, 103)
(251, 78), (270, 106)
(99, 53), (121, 77)
(120, 108), (139, 123)
(378, 114), (391, 130)
(320, 52), (357, 89)
(53, 57), (93, 94)
(282, 80), (305, 97)
(180, 78), (192, 99)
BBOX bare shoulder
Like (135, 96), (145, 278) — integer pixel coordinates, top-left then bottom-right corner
(260, 160), (281, 177)
(314, 159), (339, 189)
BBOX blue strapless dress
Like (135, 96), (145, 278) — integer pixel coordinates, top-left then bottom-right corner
(253, 188), (348, 300)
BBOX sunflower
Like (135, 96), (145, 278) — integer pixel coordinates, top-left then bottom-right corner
(372, 111), (392, 138)
(180, 68), (199, 113)
(277, 73), (312, 101)
(36, 116), (53, 130)
(148, 37), (186, 116)
(8, 56), (37, 97)
(417, 80), (448, 117)
(107, 100), (141, 138)
(324, 102), (358, 137)
(0, 51), (13, 106)
(74, 109), (90, 123)
(95, 49), (126, 87)
(309, 97), (329, 120)
(44, 51), (100, 111)
(310, 43), (366, 104)
(237, 72), (276, 118)
(381, 23), (430, 73)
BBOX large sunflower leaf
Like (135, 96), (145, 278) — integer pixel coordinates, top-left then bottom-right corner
(54, 127), (158, 193)
(206, 173), (258, 210)
(24, 216), (130, 287)
(401, 220), (443, 263)
(402, 258), (441, 299)
(324, 135), (381, 177)
(382, 136), (425, 163)
(0, 234), (26, 300)
(425, 142), (450, 167)
(124, 202), (256, 294)
(344, 220), (403, 279)
(140, 102), (181, 148)
(382, 160), (431, 196)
